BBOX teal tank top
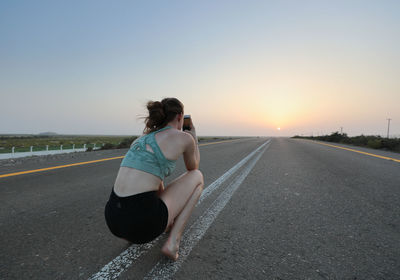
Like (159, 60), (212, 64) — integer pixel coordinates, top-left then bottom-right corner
(120, 126), (177, 180)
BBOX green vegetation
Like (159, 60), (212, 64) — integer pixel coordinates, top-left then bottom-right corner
(0, 134), (238, 154)
(98, 136), (138, 150)
(292, 132), (400, 153)
(0, 134), (137, 154)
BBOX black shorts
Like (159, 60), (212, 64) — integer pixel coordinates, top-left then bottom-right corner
(104, 188), (169, 244)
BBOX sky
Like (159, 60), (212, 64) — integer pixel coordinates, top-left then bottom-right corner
(1, 0), (399, 137)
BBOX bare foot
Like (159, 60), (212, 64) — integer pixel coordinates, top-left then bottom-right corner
(161, 238), (179, 261)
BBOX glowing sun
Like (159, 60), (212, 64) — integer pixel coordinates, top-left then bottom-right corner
(277, 127), (281, 131)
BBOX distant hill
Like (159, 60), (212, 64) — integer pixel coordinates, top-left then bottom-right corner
(38, 132), (58, 136)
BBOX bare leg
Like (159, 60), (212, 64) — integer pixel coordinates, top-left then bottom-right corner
(161, 184), (202, 260)
(159, 170), (204, 260)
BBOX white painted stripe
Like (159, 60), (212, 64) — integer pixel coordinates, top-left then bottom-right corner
(88, 140), (270, 280)
(88, 242), (154, 280)
(144, 142), (270, 279)
(198, 139), (270, 205)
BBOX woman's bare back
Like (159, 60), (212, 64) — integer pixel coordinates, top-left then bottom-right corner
(113, 127), (187, 197)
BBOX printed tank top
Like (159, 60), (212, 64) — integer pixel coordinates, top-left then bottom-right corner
(120, 126), (176, 180)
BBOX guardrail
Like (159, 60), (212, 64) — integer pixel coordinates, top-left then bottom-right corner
(0, 143), (104, 154)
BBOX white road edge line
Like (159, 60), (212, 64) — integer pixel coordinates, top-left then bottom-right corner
(88, 139), (270, 280)
(144, 141), (270, 279)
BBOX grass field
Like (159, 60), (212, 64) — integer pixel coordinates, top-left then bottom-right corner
(0, 135), (135, 153)
(0, 134), (238, 154)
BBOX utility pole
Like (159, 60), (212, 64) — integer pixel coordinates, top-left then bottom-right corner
(340, 127), (343, 134)
(387, 118), (391, 138)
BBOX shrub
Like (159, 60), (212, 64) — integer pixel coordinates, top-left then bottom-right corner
(116, 136), (137, 149)
(381, 138), (400, 151)
(292, 133), (400, 153)
(367, 139), (382, 149)
(100, 143), (115, 150)
(352, 135), (369, 146)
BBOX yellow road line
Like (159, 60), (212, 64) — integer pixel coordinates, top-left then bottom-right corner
(0, 138), (244, 179)
(0, 156), (125, 178)
(309, 140), (400, 163)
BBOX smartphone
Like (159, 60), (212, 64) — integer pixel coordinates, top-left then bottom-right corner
(183, 115), (191, 131)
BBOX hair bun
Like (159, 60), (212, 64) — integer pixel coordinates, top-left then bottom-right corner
(144, 98), (184, 134)
(145, 101), (165, 130)
(147, 101), (165, 118)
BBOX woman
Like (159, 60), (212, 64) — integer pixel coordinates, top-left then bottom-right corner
(104, 97), (203, 261)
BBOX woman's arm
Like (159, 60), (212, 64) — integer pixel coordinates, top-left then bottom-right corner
(183, 126), (200, 170)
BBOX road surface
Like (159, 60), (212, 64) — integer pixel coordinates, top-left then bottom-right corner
(1, 137), (399, 279)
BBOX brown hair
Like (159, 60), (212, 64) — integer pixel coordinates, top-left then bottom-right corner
(143, 97), (184, 134)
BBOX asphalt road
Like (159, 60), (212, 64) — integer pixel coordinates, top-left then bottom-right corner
(1, 137), (399, 280)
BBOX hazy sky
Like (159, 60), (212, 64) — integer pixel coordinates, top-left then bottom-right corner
(1, 0), (399, 137)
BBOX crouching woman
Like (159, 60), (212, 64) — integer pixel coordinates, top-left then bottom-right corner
(104, 97), (203, 260)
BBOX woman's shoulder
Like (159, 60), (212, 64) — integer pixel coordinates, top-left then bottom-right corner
(164, 127), (187, 139)
(161, 128), (193, 147)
